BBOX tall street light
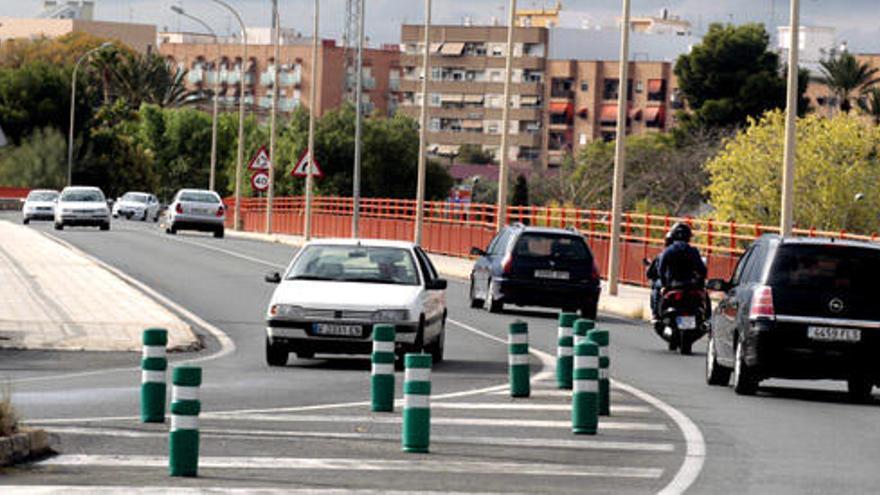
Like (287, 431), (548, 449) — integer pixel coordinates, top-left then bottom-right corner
(67, 41), (113, 187)
(170, 5), (221, 192)
(780, 0), (800, 237)
(266, 0), (281, 233)
(304, 0), (319, 239)
(606, 0), (632, 296)
(413, 0), (432, 244)
(351, 0), (366, 238)
(495, 0), (517, 231)
(210, 0), (247, 230)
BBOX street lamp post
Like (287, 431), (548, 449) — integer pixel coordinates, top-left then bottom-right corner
(67, 41), (113, 187)
(170, 6), (220, 192)
(495, 0), (517, 231)
(413, 0), (432, 244)
(267, 0), (281, 234)
(606, 0), (632, 296)
(304, 0), (319, 240)
(352, 0), (366, 238)
(780, 0), (800, 237)
(210, 0), (247, 230)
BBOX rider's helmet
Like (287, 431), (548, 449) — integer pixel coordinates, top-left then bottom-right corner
(666, 222), (693, 243)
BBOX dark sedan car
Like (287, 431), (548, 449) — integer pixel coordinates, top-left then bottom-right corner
(706, 234), (880, 401)
(469, 224), (601, 317)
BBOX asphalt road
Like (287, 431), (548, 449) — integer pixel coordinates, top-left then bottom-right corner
(2, 213), (879, 494)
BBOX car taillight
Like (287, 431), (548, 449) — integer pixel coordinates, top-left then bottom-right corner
(216, 205), (224, 217)
(175, 203), (183, 214)
(502, 254), (513, 274)
(665, 290), (684, 302)
(749, 285), (775, 320)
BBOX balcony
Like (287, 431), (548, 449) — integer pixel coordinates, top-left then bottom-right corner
(389, 78), (400, 92)
(279, 70), (301, 86)
(187, 69), (204, 85)
(279, 97), (299, 112)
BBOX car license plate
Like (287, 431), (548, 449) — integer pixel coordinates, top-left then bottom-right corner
(534, 270), (570, 280)
(807, 326), (861, 342)
(314, 323), (363, 338)
(194, 208), (211, 215)
(676, 316), (696, 330)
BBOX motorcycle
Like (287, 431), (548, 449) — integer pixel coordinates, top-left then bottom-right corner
(644, 258), (709, 355)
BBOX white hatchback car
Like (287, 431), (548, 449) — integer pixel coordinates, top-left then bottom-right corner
(264, 239), (447, 366)
(54, 186), (111, 231)
(21, 189), (59, 224)
(112, 191), (160, 221)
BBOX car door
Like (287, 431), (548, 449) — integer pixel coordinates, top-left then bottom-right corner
(414, 247), (444, 339)
(714, 245), (755, 362)
(474, 230), (503, 296)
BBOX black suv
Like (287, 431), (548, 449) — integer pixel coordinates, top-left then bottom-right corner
(469, 224), (601, 317)
(705, 235), (880, 401)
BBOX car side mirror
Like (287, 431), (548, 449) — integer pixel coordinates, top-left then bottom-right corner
(706, 279), (730, 292)
(265, 272), (282, 284)
(470, 247), (487, 257)
(427, 278), (447, 290)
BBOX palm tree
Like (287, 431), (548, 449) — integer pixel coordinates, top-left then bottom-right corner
(858, 87), (880, 125)
(817, 52), (880, 113)
(102, 52), (203, 109)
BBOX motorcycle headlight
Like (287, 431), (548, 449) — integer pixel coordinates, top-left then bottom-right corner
(373, 309), (409, 322)
(270, 304), (305, 319)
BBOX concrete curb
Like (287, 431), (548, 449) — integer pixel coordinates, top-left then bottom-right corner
(226, 229), (653, 322)
(0, 429), (57, 467)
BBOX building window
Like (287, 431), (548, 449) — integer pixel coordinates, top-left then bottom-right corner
(429, 118), (441, 132)
(487, 122), (500, 134)
(430, 93), (441, 107)
(580, 81), (589, 92)
(647, 79), (667, 102)
(551, 78), (574, 99)
(491, 44), (504, 56)
(601, 131), (616, 142)
(602, 79), (633, 101)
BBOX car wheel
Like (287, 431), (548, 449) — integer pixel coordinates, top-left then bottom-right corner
(213, 227), (224, 239)
(142, 210), (149, 221)
(706, 334), (732, 386)
(100, 222), (110, 231)
(846, 376), (874, 403)
(168, 224), (177, 235)
(428, 318), (446, 364)
(580, 300), (598, 320)
(667, 338), (678, 351)
(54, 222), (63, 231)
(732, 337), (759, 395)
(469, 279), (484, 309)
(486, 279), (503, 313)
(265, 338), (288, 367)
(153, 213), (160, 223)
(22, 218), (29, 225)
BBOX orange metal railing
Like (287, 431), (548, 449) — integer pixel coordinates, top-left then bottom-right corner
(225, 196), (879, 287)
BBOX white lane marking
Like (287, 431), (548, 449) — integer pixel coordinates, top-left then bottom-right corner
(207, 413), (667, 431)
(488, 389), (630, 399)
(37, 454), (664, 479)
(2, 487), (534, 495)
(47, 426), (675, 452)
(430, 402), (651, 414)
(159, 233), (286, 269)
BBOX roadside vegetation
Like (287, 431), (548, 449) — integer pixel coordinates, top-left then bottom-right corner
(0, 383), (19, 437)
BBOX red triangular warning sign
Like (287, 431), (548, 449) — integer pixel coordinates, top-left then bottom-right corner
(248, 145), (271, 171)
(291, 150), (324, 178)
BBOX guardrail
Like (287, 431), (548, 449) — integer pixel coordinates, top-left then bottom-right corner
(225, 196), (878, 287)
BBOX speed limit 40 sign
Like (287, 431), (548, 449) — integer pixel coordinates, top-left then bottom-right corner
(251, 171), (270, 191)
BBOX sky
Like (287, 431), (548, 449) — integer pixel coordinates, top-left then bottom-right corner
(2, 0), (879, 52)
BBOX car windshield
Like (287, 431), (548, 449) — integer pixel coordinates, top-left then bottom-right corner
(287, 245), (420, 286)
(27, 191), (58, 201)
(513, 233), (591, 260)
(768, 245), (880, 292)
(122, 193), (149, 203)
(179, 192), (220, 203)
(61, 190), (104, 202)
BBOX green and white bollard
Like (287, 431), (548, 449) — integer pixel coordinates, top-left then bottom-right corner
(573, 319), (595, 348)
(572, 341), (599, 435)
(402, 353), (431, 453)
(141, 328), (168, 423)
(508, 321), (530, 398)
(588, 329), (610, 416)
(556, 313), (577, 390)
(371, 324), (396, 412)
(169, 366), (201, 477)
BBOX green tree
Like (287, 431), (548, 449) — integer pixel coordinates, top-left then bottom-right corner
(674, 23), (802, 130)
(817, 51), (880, 113)
(857, 87), (880, 124)
(102, 52), (200, 110)
(511, 174), (529, 206)
(705, 110), (880, 233)
(457, 143), (495, 165)
(0, 127), (67, 189)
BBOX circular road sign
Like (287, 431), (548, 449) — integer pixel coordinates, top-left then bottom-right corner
(251, 171), (270, 191)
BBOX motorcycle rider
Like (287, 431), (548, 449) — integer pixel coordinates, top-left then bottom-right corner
(652, 223), (709, 328)
(647, 236), (673, 329)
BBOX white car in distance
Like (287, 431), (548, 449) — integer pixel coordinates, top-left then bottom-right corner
(21, 189), (59, 224)
(113, 191), (160, 221)
(264, 239), (447, 366)
(54, 186), (111, 231)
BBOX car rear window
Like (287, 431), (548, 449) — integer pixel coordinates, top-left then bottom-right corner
(513, 233), (591, 260)
(768, 244), (880, 292)
(179, 192), (220, 203)
(61, 190), (104, 202)
(27, 191), (58, 201)
(123, 193), (149, 203)
(288, 245), (419, 286)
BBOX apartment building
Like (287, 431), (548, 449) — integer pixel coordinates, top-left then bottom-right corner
(0, 17), (157, 53)
(158, 32), (401, 118)
(398, 25), (549, 164)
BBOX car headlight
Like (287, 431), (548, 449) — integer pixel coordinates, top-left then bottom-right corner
(373, 309), (409, 322)
(270, 304), (305, 319)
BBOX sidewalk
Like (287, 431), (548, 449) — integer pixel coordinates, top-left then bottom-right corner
(227, 230), (652, 322)
(0, 221), (197, 352)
